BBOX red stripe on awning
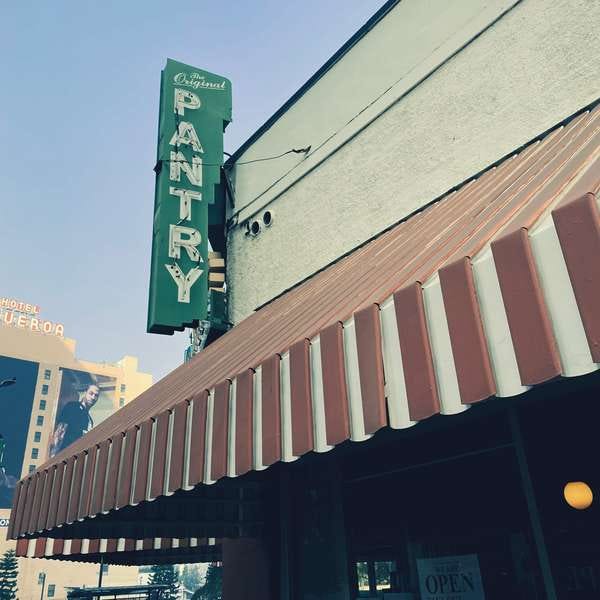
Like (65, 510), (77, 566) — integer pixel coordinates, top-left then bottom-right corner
(34, 538), (46, 558)
(150, 411), (170, 499)
(188, 391), (208, 487)
(53, 538), (65, 555)
(320, 322), (350, 445)
(355, 304), (387, 435)
(290, 339), (314, 456)
(168, 401), (189, 494)
(394, 283), (440, 420)
(67, 454), (85, 524)
(132, 421), (152, 504)
(15, 538), (29, 557)
(47, 462), (65, 530)
(117, 428), (137, 509)
(71, 538), (82, 555)
(103, 433), (123, 513)
(90, 441), (110, 516)
(56, 457), (75, 528)
(553, 193), (600, 361)
(492, 228), (562, 384)
(439, 257), (496, 404)
(38, 466), (55, 532)
(235, 369), (253, 476)
(261, 355), (281, 466)
(27, 471), (48, 532)
(211, 381), (230, 481)
(78, 449), (97, 521)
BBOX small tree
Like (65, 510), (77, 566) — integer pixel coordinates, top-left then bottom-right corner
(149, 564), (180, 600)
(192, 563), (222, 600)
(180, 564), (203, 594)
(0, 549), (18, 600)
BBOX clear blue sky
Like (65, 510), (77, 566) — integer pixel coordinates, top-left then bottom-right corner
(0, 0), (387, 382)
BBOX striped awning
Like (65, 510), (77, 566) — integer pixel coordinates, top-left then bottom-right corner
(15, 536), (219, 565)
(9, 102), (600, 545)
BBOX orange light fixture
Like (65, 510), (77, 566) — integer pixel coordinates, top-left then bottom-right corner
(564, 481), (593, 510)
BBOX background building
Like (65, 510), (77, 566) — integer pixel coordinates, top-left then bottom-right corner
(0, 298), (152, 598)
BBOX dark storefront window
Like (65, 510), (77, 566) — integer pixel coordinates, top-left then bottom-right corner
(343, 373), (600, 600)
(521, 375), (600, 600)
(344, 403), (543, 599)
(282, 374), (600, 599)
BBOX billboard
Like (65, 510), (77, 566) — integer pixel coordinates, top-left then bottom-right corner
(147, 59), (232, 335)
(48, 368), (116, 459)
(0, 355), (38, 508)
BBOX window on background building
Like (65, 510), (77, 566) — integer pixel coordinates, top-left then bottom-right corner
(31, 448), (39, 459)
(119, 397), (125, 407)
(102, 564), (109, 574)
(44, 369), (51, 380)
(47, 584), (55, 597)
(28, 465), (35, 473)
(36, 416), (44, 426)
(120, 384), (126, 393)
(39, 400), (46, 410)
(41, 384), (48, 395)
(33, 431), (41, 443)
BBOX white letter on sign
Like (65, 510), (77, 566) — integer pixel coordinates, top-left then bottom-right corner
(174, 88), (201, 115)
(165, 264), (203, 303)
(170, 151), (202, 187)
(169, 224), (202, 261)
(169, 187), (202, 221)
(169, 122), (203, 153)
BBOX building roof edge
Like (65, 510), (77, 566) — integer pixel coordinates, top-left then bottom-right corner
(225, 0), (401, 165)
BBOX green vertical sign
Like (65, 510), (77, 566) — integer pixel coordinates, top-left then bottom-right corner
(148, 59), (232, 334)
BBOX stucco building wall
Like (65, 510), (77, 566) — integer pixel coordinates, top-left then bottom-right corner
(226, 0), (600, 323)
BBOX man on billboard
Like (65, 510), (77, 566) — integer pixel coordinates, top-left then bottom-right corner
(0, 356), (36, 508)
(0, 433), (16, 505)
(49, 383), (99, 457)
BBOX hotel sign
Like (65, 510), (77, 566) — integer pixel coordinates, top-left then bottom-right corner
(0, 297), (64, 337)
(147, 59), (231, 334)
